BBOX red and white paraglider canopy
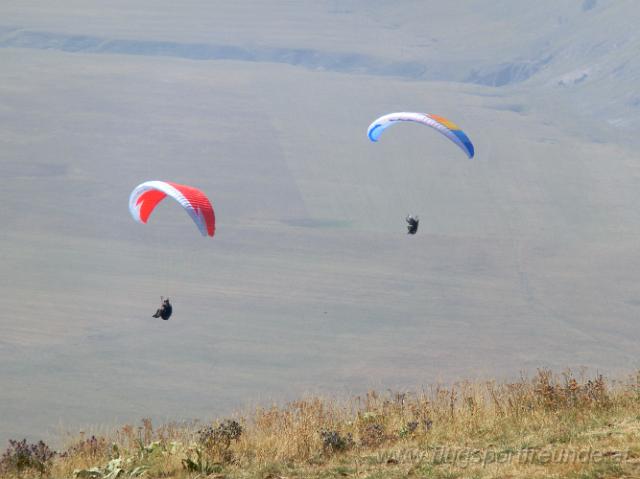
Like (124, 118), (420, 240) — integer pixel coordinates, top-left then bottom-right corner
(129, 180), (215, 237)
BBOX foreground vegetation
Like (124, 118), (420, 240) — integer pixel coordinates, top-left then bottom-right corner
(3, 370), (640, 478)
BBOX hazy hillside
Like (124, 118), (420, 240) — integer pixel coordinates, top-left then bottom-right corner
(2, 0), (639, 131)
(1, 0), (639, 445)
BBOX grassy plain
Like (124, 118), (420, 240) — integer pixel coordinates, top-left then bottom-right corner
(2, 370), (640, 478)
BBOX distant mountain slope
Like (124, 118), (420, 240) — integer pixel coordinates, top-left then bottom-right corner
(1, 0), (638, 132)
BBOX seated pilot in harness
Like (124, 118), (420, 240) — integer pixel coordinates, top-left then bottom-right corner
(152, 297), (173, 320)
(406, 215), (419, 235)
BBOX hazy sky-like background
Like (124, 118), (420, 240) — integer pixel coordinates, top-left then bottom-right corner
(2, 0), (640, 445)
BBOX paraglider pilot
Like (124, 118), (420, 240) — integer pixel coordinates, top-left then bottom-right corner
(152, 297), (173, 320)
(406, 215), (419, 235)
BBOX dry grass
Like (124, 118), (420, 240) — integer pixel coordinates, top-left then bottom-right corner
(3, 369), (640, 478)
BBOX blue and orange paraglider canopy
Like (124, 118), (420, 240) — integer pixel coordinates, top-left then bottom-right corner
(367, 112), (474, 159)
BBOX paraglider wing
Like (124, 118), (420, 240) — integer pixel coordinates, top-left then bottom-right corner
(129, 180), (215, 237)
(367, 112), (474, 159)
